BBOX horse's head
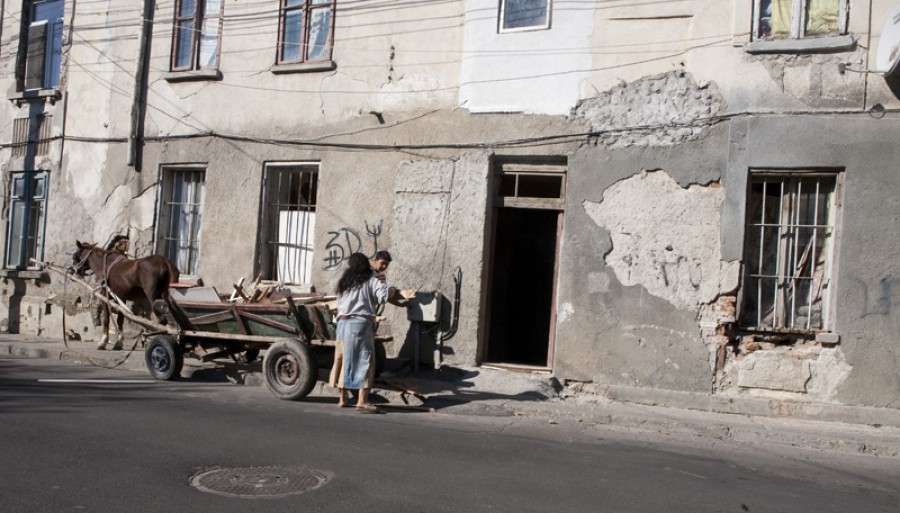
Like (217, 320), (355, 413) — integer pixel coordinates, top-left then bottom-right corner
(71, 240), (98, 276)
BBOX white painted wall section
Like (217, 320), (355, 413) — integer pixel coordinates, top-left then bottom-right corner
(459, 0), (595, 115)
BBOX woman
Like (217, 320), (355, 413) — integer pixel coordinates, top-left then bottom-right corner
(333, 252), (390, 413)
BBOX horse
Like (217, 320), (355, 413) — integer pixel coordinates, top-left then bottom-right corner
(71, 241), (180, 350)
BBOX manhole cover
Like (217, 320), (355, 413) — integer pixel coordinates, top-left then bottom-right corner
(190, 466), (329, 499)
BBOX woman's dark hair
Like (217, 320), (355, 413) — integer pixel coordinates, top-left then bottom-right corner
(337, 253), (373, 294)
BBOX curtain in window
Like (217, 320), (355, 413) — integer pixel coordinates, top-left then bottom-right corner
(806, 0), (839, 35)
(306, 7), (331, 61)
(769, 0), (792, 37)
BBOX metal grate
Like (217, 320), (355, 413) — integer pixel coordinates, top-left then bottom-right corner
(11, 116), (52, 157)
(190, 466), (329, 498)
(743, 173), (837, 331)
(261, 164), (317, 284)
(159, 168), (205, 275)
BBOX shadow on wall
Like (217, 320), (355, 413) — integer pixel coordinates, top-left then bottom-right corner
(3, 279), (29, 333)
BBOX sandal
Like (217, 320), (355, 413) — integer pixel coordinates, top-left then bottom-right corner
(356, 404), (381, 414)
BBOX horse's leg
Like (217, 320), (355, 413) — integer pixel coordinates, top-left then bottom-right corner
(97, 305), (110, 350)
(113, 311), (125, 350)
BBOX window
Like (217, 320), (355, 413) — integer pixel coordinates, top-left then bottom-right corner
(19, 0), (64, 91)
(494, 161), (566, 209)
(259, 164), (318, 284)
(753, 0), (847, 40)
(277, 0), (335, 64)
(499, 0), (551, 32)
(5, 171), (47, 270)
(742, 172), (839, 332)
(171, 0), (222, 71)
(158, 168), (206, 275)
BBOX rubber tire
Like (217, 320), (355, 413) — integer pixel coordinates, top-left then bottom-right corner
(263, 339), (317, 401)
(144, 335), (183, 381)
(374, 340), (386, 378)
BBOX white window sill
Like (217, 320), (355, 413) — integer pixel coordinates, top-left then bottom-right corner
(270, 60), (337, 74)
(7, 88), (62, 105)
(163, 69), (222, 83)
(745, 34), (856, 55)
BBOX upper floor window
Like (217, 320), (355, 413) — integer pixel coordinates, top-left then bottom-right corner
(171, 0), (222, 71)
(500, 0), (550, 32)
(277, 0), (335, 64)
(19, 0), (64, 91)
(753, 0), (848, 41)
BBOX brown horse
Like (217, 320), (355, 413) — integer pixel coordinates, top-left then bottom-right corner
(72, 241), (180, 350)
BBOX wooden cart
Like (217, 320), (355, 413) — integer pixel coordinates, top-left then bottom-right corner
(41, 261), (386, 401)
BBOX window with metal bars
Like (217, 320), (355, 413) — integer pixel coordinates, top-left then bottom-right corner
(158, 167), (205, 276)
(753, 0), (848, 41)
(741, 172), (839, 332)
(171, 0), (222, 71)
(277, 0), (335, 64)
(259, 164), (318, 284)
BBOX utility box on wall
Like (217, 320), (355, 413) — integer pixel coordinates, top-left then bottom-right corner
(407, 291), (442, 323)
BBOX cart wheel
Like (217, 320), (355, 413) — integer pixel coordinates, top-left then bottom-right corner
(263, 339), (317, 400)
(145, 335), (183, 381)
(374, 340), (386, 378)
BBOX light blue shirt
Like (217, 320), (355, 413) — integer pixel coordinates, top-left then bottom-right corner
(336, 276), (390, 320)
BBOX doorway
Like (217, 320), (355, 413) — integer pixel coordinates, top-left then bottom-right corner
(484, 159), (565, 369)
(486, 208), (561, 366)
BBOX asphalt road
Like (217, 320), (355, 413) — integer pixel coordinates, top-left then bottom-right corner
(1, 356), (898, 513)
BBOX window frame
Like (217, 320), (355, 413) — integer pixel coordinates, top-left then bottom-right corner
(5, 170), (48, 271)
(276, 0), (336, 65)
(752, 0), (849, 41)
(157, 166), (206, 276)
(498, 0), (552, 33)
(739, 170), (842, 334)
(170, 0), (223, 72)
(19, 0), (64, 92)
(257, 162), (319, 285)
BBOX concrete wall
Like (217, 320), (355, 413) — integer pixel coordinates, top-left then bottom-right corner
(2, 0), (900, 413)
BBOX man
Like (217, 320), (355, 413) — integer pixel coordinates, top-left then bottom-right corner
(372, 250), (408, 306)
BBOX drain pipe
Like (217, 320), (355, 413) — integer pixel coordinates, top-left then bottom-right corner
(127, 0), (154, 167)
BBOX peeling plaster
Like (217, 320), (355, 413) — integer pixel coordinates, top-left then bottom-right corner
(572, 71), (723, 148)
(584, 170), (739, 310)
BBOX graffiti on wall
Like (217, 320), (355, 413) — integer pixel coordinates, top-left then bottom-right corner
(322, 220), (384, 270)
(855, 277), (900, 319)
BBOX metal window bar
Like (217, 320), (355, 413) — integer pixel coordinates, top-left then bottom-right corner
(747, 175), (834, 330)
(162, 169), (204, 275)
(265, 166), (317, 284)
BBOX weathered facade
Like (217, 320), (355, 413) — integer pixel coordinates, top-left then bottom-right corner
(3, 0), (900, 415)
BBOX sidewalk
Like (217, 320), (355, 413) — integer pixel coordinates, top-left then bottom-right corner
(4, 333), (900, 459)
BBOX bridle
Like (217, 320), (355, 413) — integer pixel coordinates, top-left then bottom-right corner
(71, 245), (126, 282)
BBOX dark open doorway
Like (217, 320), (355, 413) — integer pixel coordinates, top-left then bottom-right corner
(485, 207), (560, 367)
